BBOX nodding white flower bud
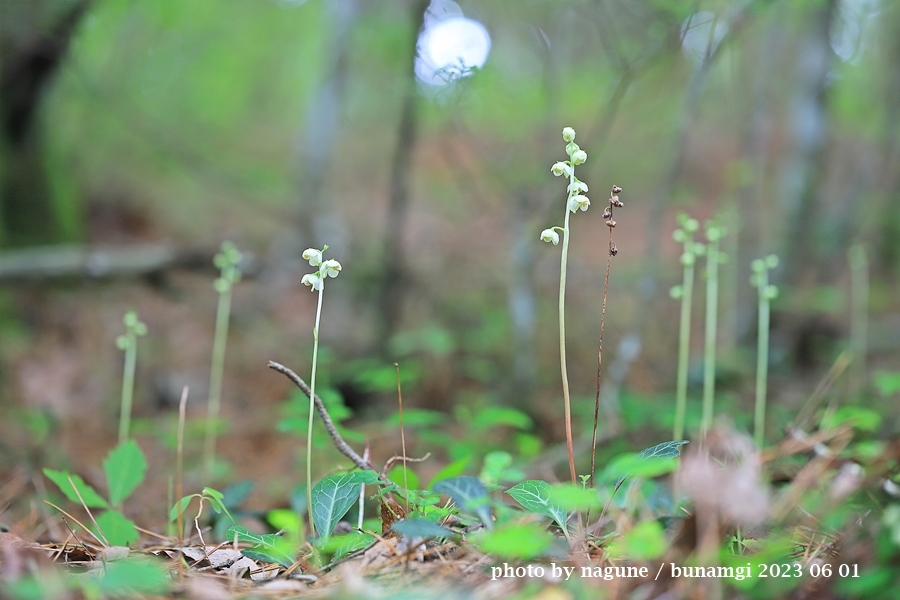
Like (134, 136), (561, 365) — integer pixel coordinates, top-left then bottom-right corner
(571, 150), (587, 165)
(567, 181), (588, 194)
(301, 272), (323, 291)
(302, 248), (323, 267)
(680, 252), (695, 266)
(568, 195), (590, 213)
(565, 142), (580, 157)
(322, 259), (342, 278)
(562, 127), (576, 143)
(551, 162), (572, 177)
(540, 228), (560, 245)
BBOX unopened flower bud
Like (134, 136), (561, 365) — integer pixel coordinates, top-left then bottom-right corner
(572, 150), (587, 165)
(612, 185), (622, 194)
(565, 142), (580, 157)
(562, 127), (576, 143)
(681, 252), (695, 266)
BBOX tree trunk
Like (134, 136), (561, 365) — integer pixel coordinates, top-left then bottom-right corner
(0, 0), (89, 247)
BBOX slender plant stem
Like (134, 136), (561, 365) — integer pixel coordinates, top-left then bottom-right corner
(119, 333), (136, 444)
(558, 185), (576, 485)
(176, 386), (188, 544)
(306, 286), (325, 538)
(701, 236), (720, 434)
(590, 234), (612, 488)
(673, 258), (694, 441)
(754, 270), (770, 447)
(395, 363), (409, 513)
(848, 244), (868, 397)
(204, 287), (232, 479)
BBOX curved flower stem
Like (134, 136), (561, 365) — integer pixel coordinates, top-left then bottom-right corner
(306, 283), (325, 538)
(559, 170), (577, 485)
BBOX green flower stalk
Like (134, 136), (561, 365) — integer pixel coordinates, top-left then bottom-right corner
(203, 242), (243, 480)
(541, 126), (591, 485)
(670, 214), (703, 441)
(701, 220), (726, 435)
(750, 255), (778, 447)
(301, 245), (342, 537)
(116, 310), (147, 444)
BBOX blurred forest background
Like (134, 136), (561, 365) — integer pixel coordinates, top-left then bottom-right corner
(1, 0), (899, 518)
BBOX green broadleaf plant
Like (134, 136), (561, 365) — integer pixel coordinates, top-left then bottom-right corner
(506, 480), (570, 541)
(170, 486), (234, 542)
(44, 439), (149, 546)
(391, 518), (455, 540)
(44, 439), (147, 546)
(433, 476), (493, 531)
(226, 525), (296, 569)
(104, 439), (148, 508)
(310, 471), (378, 543)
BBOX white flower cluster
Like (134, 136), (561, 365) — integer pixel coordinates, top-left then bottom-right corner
(542, 126), (591, 245)
(301, 247), (342, 291)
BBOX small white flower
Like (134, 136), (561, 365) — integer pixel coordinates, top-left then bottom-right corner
(551, 162), (572, 177)
(568, 195), (590, 212)
(562, 127), (576, 143)
(302, 248), (323, 267)
(301, 272), (323, 291)
(572, 150), (587, 165)
(567, 181), (588, 194)
(540, 228), (560, 245)
(322, 259), (342, 278)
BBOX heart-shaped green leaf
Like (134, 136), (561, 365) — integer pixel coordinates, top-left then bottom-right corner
(311, 472), (374, 541)
(226, 525), (295, 568)
(433, 476), (492, 530)
(44, 469), (108, 508)
(506, 480), (569, 538)
(94, 510), (138, 546)
(103, 440), (147, 507)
